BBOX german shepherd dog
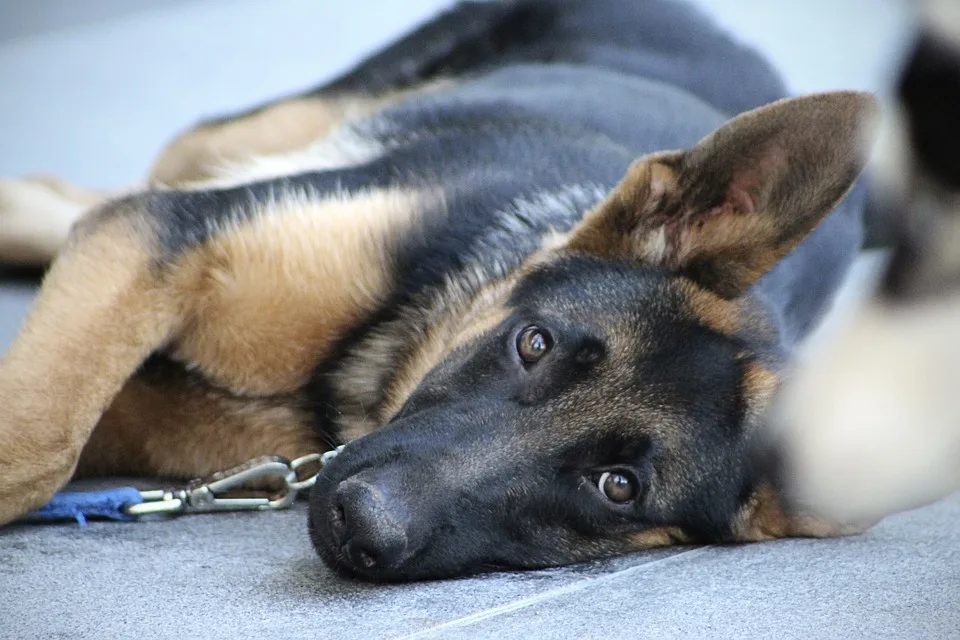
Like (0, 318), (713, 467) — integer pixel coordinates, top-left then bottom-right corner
(0, 0), (878, 581)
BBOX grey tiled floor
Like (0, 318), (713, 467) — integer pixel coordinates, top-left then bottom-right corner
(2, 482), (957, 640)
(3, 2), (958, 639)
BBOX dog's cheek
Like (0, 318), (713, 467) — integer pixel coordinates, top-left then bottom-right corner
(626, 526), (693, 548)
(729, 481), (873, 542)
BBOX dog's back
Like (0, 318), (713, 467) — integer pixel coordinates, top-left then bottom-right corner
(319, 0), (786, 117)
(299, 0), (865, 354)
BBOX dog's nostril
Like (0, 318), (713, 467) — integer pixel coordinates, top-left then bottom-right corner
(342, 541), (380, 569)
(358, 550), (378, 569)
(330, 503), (346, 532)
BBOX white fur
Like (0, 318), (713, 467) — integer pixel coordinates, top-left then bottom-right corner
(779, 296), (960, 522)
(0, 178), (95, 264)
(185, 121), (385, 191)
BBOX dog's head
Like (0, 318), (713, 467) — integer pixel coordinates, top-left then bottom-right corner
(310, 91), (878, 580)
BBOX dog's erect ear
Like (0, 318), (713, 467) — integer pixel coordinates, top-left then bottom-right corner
(566, 91), (879, 298)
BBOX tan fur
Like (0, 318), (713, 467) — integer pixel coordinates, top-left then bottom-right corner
(0, 212), (178, 524)
(167, 188), (426, 396)
(188, 129), (382, 190)
(0, 89), (432, 266)
(681, 281), (740, 336)
(345, 197), (604, 438)
(565, 157), (678, 261)
(628, 526), (691, 547)
(379, 280), (516, 425)
(149, 84), (453, 187)
(0, 186), (425, 524)
(331, 224), (588, 442)
(77, 375), (319, 479)
(149, 95), (395, 186)
(731, 482), (871, 542)
(741, 361), (780, 424)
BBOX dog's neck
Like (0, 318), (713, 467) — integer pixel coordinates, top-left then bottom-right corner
(310, 184), (607, 441)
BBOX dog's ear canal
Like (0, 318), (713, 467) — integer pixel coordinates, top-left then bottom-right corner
(566, 91), (880, 298)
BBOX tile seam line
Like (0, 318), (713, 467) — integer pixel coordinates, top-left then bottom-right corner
(393, 545), (713, 640)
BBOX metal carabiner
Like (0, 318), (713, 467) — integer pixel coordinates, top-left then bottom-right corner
(124, 446), (346, 517)
(287, 446), (345, 492)
(126, 455), (304, 516)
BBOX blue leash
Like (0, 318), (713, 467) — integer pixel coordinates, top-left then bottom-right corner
(25, 488), (143, 525)
(21, 448), (343, 526)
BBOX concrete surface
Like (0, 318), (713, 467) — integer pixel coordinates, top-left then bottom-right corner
(1, 483), (957, 640)
(3, 1), (957, 639)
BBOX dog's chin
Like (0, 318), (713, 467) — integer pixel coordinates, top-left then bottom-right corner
(306, 490), (535, 582)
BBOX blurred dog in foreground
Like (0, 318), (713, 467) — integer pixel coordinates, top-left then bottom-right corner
(778, 0), (960, 524)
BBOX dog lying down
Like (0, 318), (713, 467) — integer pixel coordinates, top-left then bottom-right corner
(776, 0), (960, 525)
(0, 0), (941, 582)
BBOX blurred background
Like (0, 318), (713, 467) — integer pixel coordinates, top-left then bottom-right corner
(0, 0), (914, 184)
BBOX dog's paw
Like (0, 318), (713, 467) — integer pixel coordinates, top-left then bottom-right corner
(0, 176), (104, 266)
(776, 301), (960, 523)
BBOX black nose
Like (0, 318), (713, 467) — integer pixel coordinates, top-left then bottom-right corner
(330, 476), (410, 571)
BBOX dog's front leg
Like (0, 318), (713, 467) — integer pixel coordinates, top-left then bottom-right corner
(0, 195), (180, 524)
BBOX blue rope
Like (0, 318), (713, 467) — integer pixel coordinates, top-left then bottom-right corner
(24, 488), (144, 526)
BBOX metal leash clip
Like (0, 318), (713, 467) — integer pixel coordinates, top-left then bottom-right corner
(125, 446), (345, 517)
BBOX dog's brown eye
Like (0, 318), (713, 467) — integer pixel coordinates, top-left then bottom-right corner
(598, 471), (636, 503)
(516, 326), (552, 364)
